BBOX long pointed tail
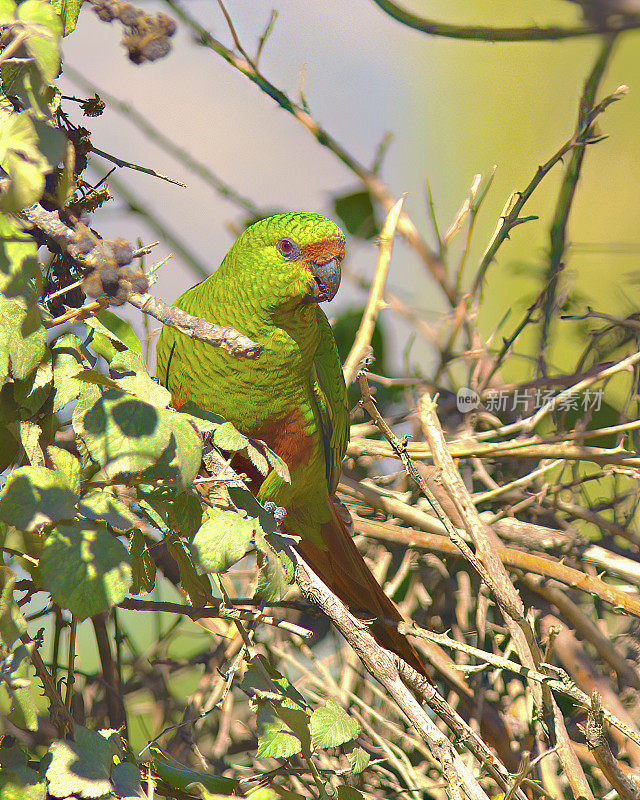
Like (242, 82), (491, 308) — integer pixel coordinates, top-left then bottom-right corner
(294, 500), (429, 678)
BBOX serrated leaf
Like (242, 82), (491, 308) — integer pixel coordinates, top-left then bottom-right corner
(89, 310), (142, 354)
(255, 702), (305, 759)
(51, 333), (91, 412)
(78, 489), (139, 531)
(0, 108), (49, 211)
(0, 296), (45, 380)
(346, 745), (370, 774)
(73, 387), (171, 478)
(128, 529), (155, 594)
(254, 527), (294, 602)
(18, 0), (62, 82)
(240, 655), (308, 712)
(46, 723), (113, 799)
(0, 214), (38, 301)
(191, 508), (256, 574)
(166, 535), (211, 606)
(310, 700), (360, 749)
(6, 657), (38, 731)
(110, 351), (171, 408)
(19, 420), (43, 465)
(110, 761), (145, 799)
(150, 747), (238, 795)
(0, 465), (78, 531)
(51, 0), (83, 35)
(73, 387), (201, 486)
(46, 445), (81, 494)
(14, 352), (53, 414)
(38, 520), (131, 620)
(0, 567), (26, 648)
(170, 490), (203, 539)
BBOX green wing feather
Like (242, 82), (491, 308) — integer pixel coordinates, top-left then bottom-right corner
(310, 307), (350, 495)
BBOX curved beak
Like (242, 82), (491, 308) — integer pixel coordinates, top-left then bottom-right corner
(310, 257), (342, 302)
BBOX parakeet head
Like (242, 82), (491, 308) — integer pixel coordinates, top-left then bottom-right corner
(228, 212), (345, 307)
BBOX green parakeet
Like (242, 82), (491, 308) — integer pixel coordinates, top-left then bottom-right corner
(156, 212), (425, 675)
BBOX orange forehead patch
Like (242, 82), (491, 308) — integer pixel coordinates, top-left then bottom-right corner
(301, 237), (345, 264)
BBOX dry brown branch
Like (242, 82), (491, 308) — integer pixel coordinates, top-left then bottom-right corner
(292, 548), (524, 800)
(405, 626), (640, 751)
(583, 693), (640, 800)
(25, 202), (263, 358)
(126, 292), (263, 358)
(354, 515), (640, 617)
(342, 196), (404, 385)
(522, 577), (640, 690)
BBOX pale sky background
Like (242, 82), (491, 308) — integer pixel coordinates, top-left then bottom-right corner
(58, 0), (640, 377)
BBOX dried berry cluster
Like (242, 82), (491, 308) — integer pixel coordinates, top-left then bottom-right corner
(78, 231), (149, 304)
(91, 0), (177, 64)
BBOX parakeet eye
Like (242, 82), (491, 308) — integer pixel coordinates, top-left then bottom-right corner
(276, 238), (300, 260)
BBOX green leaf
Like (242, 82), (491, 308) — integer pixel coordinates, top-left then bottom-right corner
(73, 387), (170, 477)
(91, 310), (142, 354)
(213, 422), (267, 476)
(166, 535), (211, 606)
(346, 745), (370, 774)
(46, 445), (81, 495)
(32, 118), (65, 167)
(0, 296), (45, 381)
(0, 214), (38, 299)
(19, 420), (43, 466)
(46, 724), (113, 799)
(310, 700), (360, 749)
(171, 490), (203, 539)
(0, 743), (47, 798)
(38, 520), (131, 619)
(51, 333), (91, 412)
(0, 465), (78, 531)
(254, 527), (295, 602)
(0, 107), (49, 211)
(181, 405), (288, 482)
(128, 529), (155, 594)
(110, 350), (171, 408)
(110, 761), (145, 799)
(6, 657), (38, 731)
(73, 387), (201, 486)
(337, 788), (366, 800)
(191, 508), (256, 574)
(0, 782), (47, 800)
(240, 655), (308, 712)
(51, 0), (83, 35)
(150, 747), (238, 795)
(0, 0), (17, 25)
(78, 489), (139, 532)
(14, 352), (53, 415)
(333, 189), (380, 240)
(0, 567), (26, 648)
(18, 0), (62, 82)
(255, 702), (306, 759)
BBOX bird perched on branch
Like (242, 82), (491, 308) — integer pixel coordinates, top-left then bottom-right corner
(156, 212), (427, 676)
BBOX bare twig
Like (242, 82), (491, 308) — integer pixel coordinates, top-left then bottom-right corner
(582, 693), (640, 800)
(370, 0), (640, 41)
(343, 196), (404, 385)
